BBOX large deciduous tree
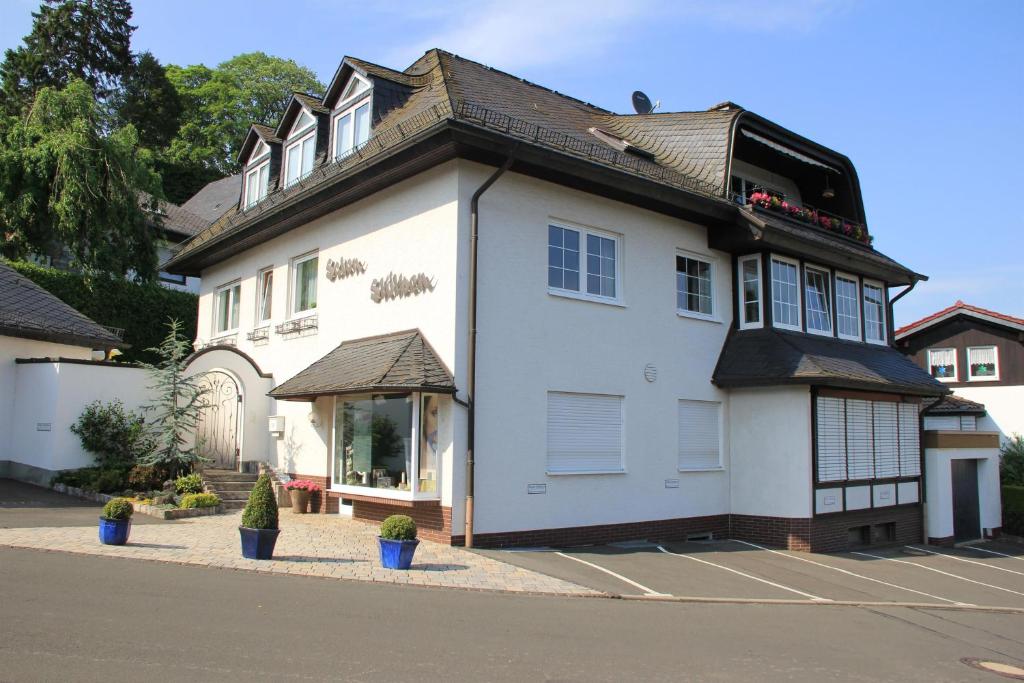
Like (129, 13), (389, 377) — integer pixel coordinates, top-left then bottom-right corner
(1, 0), (135, 115)
(166, 52), (325, 174)
(0, 79), (162, 279)
(114, 51), (182, 150)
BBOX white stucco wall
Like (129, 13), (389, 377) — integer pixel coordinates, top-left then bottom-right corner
(466, 163), (733, 534)
(192, 163), (464, 511)
(728, 386), (813, 518)
(952, 386), (1024, 445)
(924, 442), (1002, 540)
(0, 336), (94, 465)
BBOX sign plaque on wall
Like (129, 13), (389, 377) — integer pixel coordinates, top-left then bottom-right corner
(370, 272), (437, 303)
(325, 257), (367, 282)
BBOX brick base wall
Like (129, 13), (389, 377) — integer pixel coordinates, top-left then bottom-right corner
(809, 505), (923, 553)
(730, 515), (812, 551)
(352, 501), (452, 544)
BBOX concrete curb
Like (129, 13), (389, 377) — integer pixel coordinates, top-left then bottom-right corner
(617, 593), (1024, 614)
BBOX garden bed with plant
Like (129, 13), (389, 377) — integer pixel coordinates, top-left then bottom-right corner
(52, 472), (222, 520)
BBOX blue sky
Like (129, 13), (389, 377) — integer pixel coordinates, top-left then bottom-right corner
(2, 0), (1021, 326)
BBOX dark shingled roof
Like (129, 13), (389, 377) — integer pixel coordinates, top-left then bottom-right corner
(712, 328), (947, 396)
(181, 175), (243, 224)
(269, 329), (455, 401)
(924, 394), (986, 415)
(0, 261), (122, 349)
(155, 199), (208, 239)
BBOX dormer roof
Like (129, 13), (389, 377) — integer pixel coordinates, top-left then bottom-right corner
(237, 124), (281, 166)
(275, 92), (327, 140)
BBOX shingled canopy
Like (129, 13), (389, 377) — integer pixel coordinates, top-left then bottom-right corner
(269, 329), (455, 401)
(712, 328), (947, 396)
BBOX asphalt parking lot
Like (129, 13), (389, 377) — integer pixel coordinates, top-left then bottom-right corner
(475, 538), (1024, 610)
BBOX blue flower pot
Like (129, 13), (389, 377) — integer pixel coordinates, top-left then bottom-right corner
(98, 517), (131, 545)
(378, 537), (419, 569)
(239, 526), (280, 560)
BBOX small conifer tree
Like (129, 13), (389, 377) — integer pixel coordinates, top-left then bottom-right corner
(241, 473), (278, 530)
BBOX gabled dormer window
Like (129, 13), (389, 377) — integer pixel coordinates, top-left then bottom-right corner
(284, 130), (316, 187)
(249, 140), (269, 164)
(332, 74), (372, 161)
(243, 161), (269, 209)
(291, 110), (315, 137)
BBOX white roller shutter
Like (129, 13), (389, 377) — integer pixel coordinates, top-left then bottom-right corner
(873, 402), (900, 478)
(678, 400), (721, 470)
(898, 402), (921, 477)
(846, 399), (875, 480)
(960, 415), (977, 431)
(816, 396), (847, 482)
(547, 392), (624, 473)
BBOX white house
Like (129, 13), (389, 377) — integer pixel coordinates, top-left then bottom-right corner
(164, 50), (951, 550)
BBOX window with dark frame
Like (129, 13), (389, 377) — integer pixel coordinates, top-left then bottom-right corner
(676, 255), (713, 316)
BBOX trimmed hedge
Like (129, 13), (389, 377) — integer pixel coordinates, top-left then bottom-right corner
(5, 259), (197, 364)
(102, 497), (134, 520)
(1003, 485), (1024, 537)
(380, 514), (417, 541)
(180, 492), (221, 509)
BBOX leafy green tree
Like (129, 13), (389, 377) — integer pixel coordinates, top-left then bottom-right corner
(115, 51), (182, 149)
(139, 319), (208, 477)
(1, 0), (135, 115)
(1002, 434), (1024, 486)
(166, 52), (324, 174)
(0, 79), (163, 279)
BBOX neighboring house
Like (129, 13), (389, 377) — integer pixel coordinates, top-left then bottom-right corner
(896, 301), (1024, 444)
(0, 260), (131, 483)
(164, 49), (949, 551)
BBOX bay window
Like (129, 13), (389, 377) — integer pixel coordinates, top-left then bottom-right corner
(967, 345), (999, 381)
(804, 265), (832, 336)
(214, 282), (241, 334)
(676, 253), (714, 319)
(770, 255), (801, 330)
(290, 252), (318, 316)
(284, 131), (316, 187)
(737, 255), (762, 329)
(927, 348), (957, 381)
(547, 223), (620, 302)
(835, 274), (861, 340)
(863, 281), (886, 344)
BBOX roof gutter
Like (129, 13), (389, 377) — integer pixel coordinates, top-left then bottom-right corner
(464, 149), (517, 549)
(888, 277), (920, 346)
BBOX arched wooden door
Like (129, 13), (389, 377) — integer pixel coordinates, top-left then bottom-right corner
(195, 371), (241, 470)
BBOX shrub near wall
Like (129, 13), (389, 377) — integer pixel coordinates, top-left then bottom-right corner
(1003, 486), (1024, 537)
(5, 260), (197, 364)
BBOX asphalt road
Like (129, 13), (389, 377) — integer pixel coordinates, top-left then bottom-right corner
(2, 546), (1023, 682)
(0, 479), (167, 528)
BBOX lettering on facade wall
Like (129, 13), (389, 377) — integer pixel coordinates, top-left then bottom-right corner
(325, 257), (367, 282)
(370, 272), (437, 303)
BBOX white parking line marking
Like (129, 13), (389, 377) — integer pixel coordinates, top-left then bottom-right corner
(554, 551), (670, 596)
(732, 540), (968, 606)
(965, 545), (1024, 561)
(852, 551), (1024, 598)
(907, 546), (1024, 577)
(656, 545), (830, 601)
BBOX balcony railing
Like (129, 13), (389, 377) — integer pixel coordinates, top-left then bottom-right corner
(740, 192), (872, 247)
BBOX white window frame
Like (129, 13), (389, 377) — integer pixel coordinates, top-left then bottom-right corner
(289, 251), (318, 319)
(289, 109), (316, 138)
(737, 254), (763, 330)
(547, 221), (624, 306)
(255, 266), (274, 323)
(545, 391), (626, 475)
(803, 263), (833, 337)
(283, 129), (316, 188)
(248, 140), (269, 165)
(770, 254), (802, 332)
(331, 96), (371, 161)
(927, 347), (958, 383)
(677, 399), (724, 472)
(675, 250), (717, 322)
(243, 160), (270, 209)
(213, 280), (241, 335)
(967, 345), (1000, 382)
(834, 272), (861, 341)
(862, 279), (887, 345)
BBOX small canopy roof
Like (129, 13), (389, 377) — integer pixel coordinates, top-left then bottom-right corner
(269, 329), (455, 401)
(740, 129), (841, 173)
(924, 394), (986, 416)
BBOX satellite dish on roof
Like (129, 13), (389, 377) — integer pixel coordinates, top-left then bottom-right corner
(632, 90), (659, 115)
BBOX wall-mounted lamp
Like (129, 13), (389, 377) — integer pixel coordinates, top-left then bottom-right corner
(822, 175), (835, 200)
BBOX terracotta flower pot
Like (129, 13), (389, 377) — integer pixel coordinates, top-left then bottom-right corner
(289, 488), (311, 514)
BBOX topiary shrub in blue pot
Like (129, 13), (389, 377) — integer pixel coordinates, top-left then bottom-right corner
(99, 497), (134, 545)
(239, 473), (280, 560)
(378, 514), (419, 569)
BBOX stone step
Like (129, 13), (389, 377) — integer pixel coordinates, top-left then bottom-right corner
(215, 490), (254, 501)
(202, 471), (259, 479)
(221, 500), (247, 510)
(207, 481), (256, 491)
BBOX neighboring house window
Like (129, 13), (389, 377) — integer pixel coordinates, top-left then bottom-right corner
(284, 131), (316, 187)
(816, 396), (921, 483)
(863, 281), (886, 344)
(960, 415), (977, 431)
(244, 161), (270, 208)
(290, 252), (318, 316)
(333, 99), (371, 159)
(214, 282), (241, 334)
(159, 271), (187, 286)
(256, 267), (274, 322)
(967, 345), (999, 381)
(835, 274), (860, 340)
(676, 253), (713, 319)
(770, 255), (801, 330)
(804, 266), (832, 336)
(737, 255), (762, 329)
(547, 224), (620, 301)
(678, 399), (722, 470)
(927, 348), (957, 381)
(546, 392), (624, 474)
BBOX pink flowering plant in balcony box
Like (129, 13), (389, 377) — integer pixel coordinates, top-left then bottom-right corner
(748, 192), (872, 246)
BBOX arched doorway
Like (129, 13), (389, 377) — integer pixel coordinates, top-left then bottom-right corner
(195, 371), (241, 470)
